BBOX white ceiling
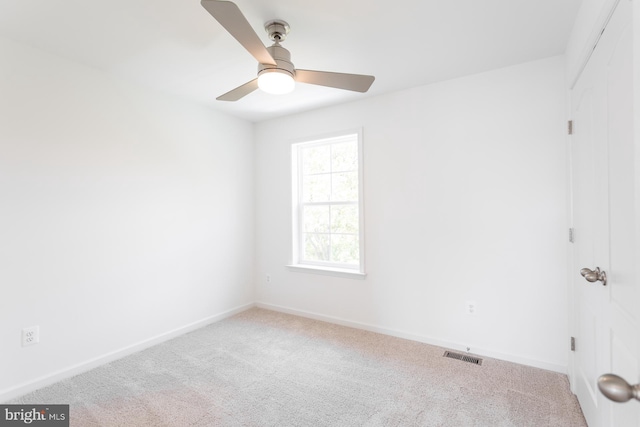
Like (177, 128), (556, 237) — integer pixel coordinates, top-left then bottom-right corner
(0, 0), (581, 122)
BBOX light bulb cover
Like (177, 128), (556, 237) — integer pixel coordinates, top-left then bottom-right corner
(258, 70), (295, 95)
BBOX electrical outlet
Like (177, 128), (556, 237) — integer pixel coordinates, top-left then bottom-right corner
(22, 326), (39, 347)
(465, 301), (477, 315)
(266, 274), (271, 283)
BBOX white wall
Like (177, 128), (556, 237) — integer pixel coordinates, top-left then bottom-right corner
(0, 36), (255, 400)
(255, 56), (569, 372)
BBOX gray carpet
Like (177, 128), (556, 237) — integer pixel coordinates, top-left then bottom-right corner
(11, 308), (587, 426)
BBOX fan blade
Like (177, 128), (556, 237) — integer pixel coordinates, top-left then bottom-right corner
(216, 78), (259, 101)
(295, 70), (375, 92)
(201, 0), (276, 66)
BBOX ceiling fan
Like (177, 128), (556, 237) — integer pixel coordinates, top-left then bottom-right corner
(201, 0), (375, 101)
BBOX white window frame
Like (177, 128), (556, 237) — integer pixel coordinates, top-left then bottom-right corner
(288, 129), (366, 279)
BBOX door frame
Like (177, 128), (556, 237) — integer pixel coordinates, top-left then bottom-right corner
(567, 0), (621, 90)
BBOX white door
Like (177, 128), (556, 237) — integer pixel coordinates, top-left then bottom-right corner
(570, 0), (639, 426)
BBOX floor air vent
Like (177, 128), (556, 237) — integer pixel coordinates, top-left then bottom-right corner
(443, 351), (482, 365)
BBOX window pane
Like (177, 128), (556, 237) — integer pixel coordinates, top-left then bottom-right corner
(331, 141), (358, 172)
(294, 132), (363, 271)
(303, 174), (331, 202)
(330, 234), (359, 264)
(303, 233), (330, 261)
(303, 145), (330, 175)
(331, 205), (358, 233)
(303, 205), (330, 233)
(332, 171), (358, 201)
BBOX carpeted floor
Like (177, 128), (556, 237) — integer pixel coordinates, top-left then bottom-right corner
(10, 308), (587, 426)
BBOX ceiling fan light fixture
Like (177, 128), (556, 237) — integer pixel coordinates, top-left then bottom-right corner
(201, 2), (375, 101)
(257, 69), (295, 95)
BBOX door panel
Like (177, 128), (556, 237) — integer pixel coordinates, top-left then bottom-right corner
(572, 62), (606, 427)
(571, 0), (639, 425)
(603, 8), (638, 426)
(607, 10), (635, 324)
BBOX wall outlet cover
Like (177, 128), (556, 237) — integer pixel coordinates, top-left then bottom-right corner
(465, 301), (477, 315)
(22, 325), (39, 347)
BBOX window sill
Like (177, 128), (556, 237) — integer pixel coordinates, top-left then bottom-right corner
(286, 264), (367, 280)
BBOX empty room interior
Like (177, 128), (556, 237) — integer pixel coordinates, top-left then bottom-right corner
(1, 0), (639, 425)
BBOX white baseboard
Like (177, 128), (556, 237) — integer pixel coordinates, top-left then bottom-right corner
(0, 303), (255, 403)
(256, 302), (567, 374)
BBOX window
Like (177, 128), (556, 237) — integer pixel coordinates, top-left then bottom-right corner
(290, 130), (365, 278)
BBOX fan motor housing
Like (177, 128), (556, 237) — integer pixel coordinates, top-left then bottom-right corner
(258, 44), (295, 77)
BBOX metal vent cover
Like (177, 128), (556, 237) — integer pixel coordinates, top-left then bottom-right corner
(443, 351), (483, 365)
